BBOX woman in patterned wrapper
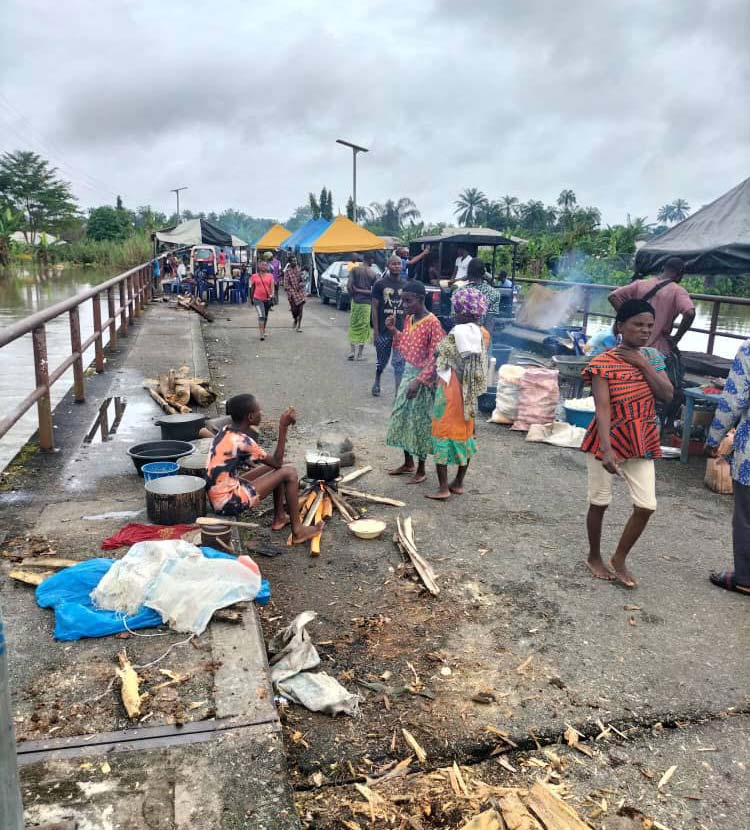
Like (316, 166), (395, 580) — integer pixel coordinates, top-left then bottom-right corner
(582, 299), (673, 587)
(705, 340), (750, 597)
(205, 394), (322, 544)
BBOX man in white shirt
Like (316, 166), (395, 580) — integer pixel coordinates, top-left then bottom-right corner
(452, 247), (472, 281)
(176, 260), (187, 282)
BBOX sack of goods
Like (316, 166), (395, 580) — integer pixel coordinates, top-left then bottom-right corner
(705, 429), (735, 495)
(510, 368), (560, 431)
(488, 364), (527, 425)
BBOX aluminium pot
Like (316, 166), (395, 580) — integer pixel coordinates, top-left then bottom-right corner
(156, 413), (207, 441)
(305, 452), (341, 482)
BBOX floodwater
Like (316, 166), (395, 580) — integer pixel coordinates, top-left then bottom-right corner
(0, 265), (113, 471)
(2, 266), (750, 471)
(579, 292), (750, 358)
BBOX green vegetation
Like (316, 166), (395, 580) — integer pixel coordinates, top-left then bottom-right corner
(55, 231), (152, 269)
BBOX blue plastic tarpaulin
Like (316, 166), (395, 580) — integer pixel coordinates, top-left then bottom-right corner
(35, 548), (270, 641)
(296, 219), (331, 254)
(279, 219), (316, 251)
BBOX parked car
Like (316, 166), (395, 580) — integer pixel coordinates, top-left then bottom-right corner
(318, 261), (353, 310)
(319, 260), (383, 309)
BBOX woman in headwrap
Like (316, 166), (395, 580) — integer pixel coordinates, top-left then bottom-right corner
(385, 280), (445, 484)
(582, 299), (673, 587)
(426, 286), (490, 500)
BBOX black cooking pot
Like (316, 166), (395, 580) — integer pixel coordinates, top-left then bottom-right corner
(305, 452), (341, 482)
(127, 440), (195, 476)
(156, 413), (206, 441)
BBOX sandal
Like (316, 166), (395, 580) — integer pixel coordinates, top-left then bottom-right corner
(709, 570), (750, 595)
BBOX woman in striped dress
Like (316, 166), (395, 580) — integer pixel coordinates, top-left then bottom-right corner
(582, 299), (673, 587)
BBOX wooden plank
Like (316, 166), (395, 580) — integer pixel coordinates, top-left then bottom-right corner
(524, 782), (589, 830)
(339, 487), (405, 507)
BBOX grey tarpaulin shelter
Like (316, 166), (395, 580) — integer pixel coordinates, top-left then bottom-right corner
(153, 218), (245, 248)
(635, 177), (750, 275)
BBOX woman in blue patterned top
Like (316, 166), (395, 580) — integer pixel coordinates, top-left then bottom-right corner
(705, 340), (750, 596)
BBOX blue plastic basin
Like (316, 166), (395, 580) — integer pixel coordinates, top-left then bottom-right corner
(142, 461), (180, 482)
(564, 407), (595, 429)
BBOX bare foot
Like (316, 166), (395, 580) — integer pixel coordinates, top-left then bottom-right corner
(610, 558), (637, 587)
(388, 464), (415, 476)
(425, 490), (452, 500)
(585, 558), (614, 580)
(406, 474), (426, 484)
(291, 523), (324, 544)
(271, 514), (290, 531)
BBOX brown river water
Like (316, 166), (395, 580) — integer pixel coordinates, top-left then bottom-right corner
(2, 266), (750, 471)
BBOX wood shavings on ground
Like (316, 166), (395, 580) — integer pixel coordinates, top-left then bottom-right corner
(297, 760), (593, 830)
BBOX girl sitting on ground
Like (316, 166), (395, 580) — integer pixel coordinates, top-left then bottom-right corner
(205, 394), (322, 544)
(427, 286), (490, 500)
(582, 299), (673, 587)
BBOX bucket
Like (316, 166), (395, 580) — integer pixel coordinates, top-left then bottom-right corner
(491, 344), (512, 368)
(200, 523), (234, 553)
(142, 461), (180, 482)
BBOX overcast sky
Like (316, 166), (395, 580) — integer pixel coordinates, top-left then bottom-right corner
(1, 0), (748, 227)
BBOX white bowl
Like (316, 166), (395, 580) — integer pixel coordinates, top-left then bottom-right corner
(348, 519), (386, 540)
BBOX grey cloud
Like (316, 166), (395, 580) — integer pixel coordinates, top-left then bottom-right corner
(0, 0), (747, 223)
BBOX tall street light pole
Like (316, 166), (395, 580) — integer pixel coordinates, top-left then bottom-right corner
(336, 139), (368, 223)
(170, 186), (188, 224)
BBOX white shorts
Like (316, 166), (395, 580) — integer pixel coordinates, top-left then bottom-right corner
(586, 455), (657, 511)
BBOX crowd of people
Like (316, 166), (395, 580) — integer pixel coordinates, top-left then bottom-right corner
(196, 247), (748, 600)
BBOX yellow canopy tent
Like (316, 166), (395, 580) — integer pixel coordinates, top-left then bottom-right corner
(312, 216), (385, 253)
(255, 223), (292, 250)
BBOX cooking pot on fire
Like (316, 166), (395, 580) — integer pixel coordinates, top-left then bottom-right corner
(305, 452), (341, 482)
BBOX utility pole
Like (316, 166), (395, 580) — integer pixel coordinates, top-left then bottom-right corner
(336, 139), (368, 223)
(170, 186), (188, 224)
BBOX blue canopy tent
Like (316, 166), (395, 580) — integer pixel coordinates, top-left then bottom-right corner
(297, 219), (331, 253)
(280, 218), (324, 252)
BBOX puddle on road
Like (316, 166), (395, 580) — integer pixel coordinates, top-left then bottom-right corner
(83, 396), (127, 444)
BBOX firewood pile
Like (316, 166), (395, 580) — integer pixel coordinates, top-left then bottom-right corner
(143, 366), (218, 415)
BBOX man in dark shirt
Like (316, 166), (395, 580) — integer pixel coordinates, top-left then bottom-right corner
(371, 256), (407, 396)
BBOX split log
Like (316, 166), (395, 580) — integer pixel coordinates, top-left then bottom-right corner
(339, 465), (373, 485)
(396, 515), (440, 596)
(177, 295), (214, 322)
(9, 569), (53, 586)
(524, 782), (590, 830)
(497, 792), (541, 830)
(327, 489), (356, 522)
(144, 384), (179, 415)
(189, 381), (217, 407)
(19, 557), (79, 569)
(338, 487), (405, 508)
(303, 491), (325, 527)
(116, 650), (141, 719)
(310, 499), (325, 556)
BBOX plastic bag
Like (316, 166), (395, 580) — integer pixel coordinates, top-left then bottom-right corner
(511, 368), (560, 431)
(144, 554), (261, 635)
(276, 672), (360, 717)
(267, 610), (321, 683)
(92, 539), (201, 616)
(526, 422), (586, 448)
(488, 364), (526, 424)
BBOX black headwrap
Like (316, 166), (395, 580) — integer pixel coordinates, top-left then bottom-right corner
(616, 298), (655, 323)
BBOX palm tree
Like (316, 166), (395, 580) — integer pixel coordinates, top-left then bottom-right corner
(500, 195), (519, 220)
(557, 189), (577, 211)
(454, 188), (488, 226)
(657, 204), (675, 224)
(395, 197), (420, 225)
(476, 200), (507, 231)
(671, 199), (690, 223)
(520, 200), (548, 233)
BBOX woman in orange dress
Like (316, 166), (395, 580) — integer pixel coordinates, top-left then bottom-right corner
(427, 286), (490, 500)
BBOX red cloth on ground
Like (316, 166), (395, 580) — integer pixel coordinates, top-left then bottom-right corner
(101, 523), (197, 550)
